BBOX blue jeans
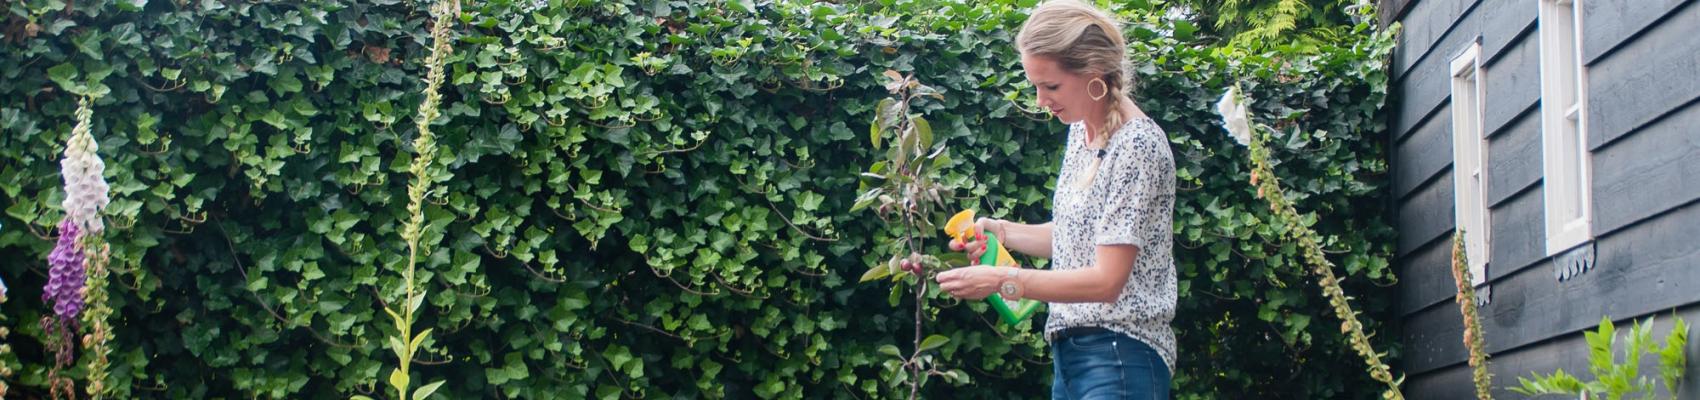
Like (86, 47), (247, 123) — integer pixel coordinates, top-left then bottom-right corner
(1051, 330), (1171, 400)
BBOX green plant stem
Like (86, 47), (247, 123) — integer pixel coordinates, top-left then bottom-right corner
(82, 239), (113, 399)
(384, 1), (457, 399)
(896, 85), (924, 400)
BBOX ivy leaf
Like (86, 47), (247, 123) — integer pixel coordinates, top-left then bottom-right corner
(117, 0), (148, 12)
(47, 63), (81, 92)
(1173, 19), (1198, 41)
(727, 0), (755, 14)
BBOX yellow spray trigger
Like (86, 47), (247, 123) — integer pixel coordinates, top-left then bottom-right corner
(944, 209), (1041, 325)
(945, 210), (1016, 266)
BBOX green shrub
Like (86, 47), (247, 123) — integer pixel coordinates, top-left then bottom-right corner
(0, 0), (1395, 398)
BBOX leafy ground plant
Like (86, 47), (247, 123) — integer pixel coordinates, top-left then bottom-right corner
(1512, 315), (1689, 399)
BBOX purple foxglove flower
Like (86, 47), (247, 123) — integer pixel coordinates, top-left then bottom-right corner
(42, 220), (85, 320)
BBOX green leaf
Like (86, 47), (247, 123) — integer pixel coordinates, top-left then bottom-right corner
(912, 116), (932, 150)
(1587, 316), (1616, 378)
(919, 334), (949, 353)
(887, 281), (903, 307)
(851, 188), (883, 212)
(1510, 369), (1586, 396)
(409, 295), (426, 315)
(1173, 20), (1198, 41)
(117, 0), (148, 12)
(859, 260), (891, 283)
(935, 252), (970, 268)
(728, 0), (755, 14)
(603, 345), (634, 371)
(388, 336), (408, 361)
(412, 380), (446, 400)
(411, 328), (433, 352)
(388, 369), (411, 395)
(877, 344), (902, 359)
(272, 73), (304, 94)
(1658, 317), (1688, 395)
(872, 98), (897, 149)
(47, 63), (81, 91)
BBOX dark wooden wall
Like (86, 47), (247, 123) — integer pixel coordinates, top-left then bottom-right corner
(1382, 0), (1700, 397)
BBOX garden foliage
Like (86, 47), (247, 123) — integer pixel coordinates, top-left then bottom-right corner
(0, 0), (1395, 398)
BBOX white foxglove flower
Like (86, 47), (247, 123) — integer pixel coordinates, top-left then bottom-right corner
(60, 99), (109, 233)
(1216, 86), (1253, 147)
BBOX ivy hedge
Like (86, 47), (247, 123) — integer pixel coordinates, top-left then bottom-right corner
(0, 0), (1398, 398)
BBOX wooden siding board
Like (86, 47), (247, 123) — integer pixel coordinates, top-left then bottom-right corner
(1394, 54), (1451, 140)
(1485, 184), (1546, 282)
(1481, 34), (1540, 138)
(1397, 172), (1456, 257)
(1591, 101), (1700, 237)
(1585, 3), (1700, 149)
(1484, 107), (1540, 207)
(1476, 0), (1535, 63)
(1394, 0), (1480, 81)
(1397, 237), (1456, 317)
(1580, 0), (1693, 64)
(1394, 102), (1453, 199)
(1401, 298), (1467, 375)
(1404, 364), (1477, 400)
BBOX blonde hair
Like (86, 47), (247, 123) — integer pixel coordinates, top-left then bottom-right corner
(1016, 0), (1134, 188)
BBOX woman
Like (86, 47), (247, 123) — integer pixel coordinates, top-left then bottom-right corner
(934, 1), (1176, 398)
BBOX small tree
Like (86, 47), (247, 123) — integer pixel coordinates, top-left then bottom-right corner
(851, 70), (972, 399)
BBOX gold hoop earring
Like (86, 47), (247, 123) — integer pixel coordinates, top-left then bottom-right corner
(1088, 78), (1108, 101)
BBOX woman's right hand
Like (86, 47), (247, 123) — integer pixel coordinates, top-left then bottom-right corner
(948, 218), (1001, 262)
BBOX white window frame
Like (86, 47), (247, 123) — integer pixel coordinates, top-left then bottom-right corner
(1451, 42), (1491, 285)
(1537, 0), (1594, 255)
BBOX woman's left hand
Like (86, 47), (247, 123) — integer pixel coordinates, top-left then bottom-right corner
(936, 265), (1003, 299)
